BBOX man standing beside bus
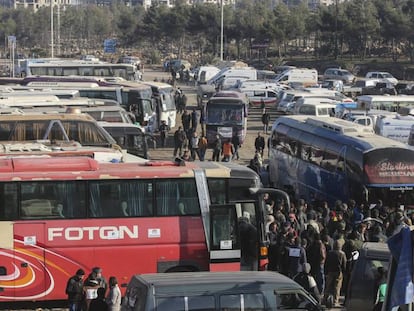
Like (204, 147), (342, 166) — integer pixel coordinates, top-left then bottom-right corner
(173, 126), (186, 157)
(65, 269), (85, 311)
(159, 120), (170, 148)
(231, 131), (241, 161)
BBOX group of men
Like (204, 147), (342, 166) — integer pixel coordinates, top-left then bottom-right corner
(265, 196), (403, 309)
(66, 267), (121, 311)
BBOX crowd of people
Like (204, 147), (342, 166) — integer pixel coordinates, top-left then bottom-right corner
(66, 267), (121, 311)
(264, 195), (408, 308)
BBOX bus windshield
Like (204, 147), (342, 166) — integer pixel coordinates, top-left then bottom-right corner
(159, 88), (175, 111)
(206, 103), (244, 125)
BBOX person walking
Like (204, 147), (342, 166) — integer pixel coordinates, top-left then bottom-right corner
(189, 131), (200, 161)
(159, 120), (170, 148)
(254, 132), (265, 158)
(221, 139), (234, 162)
(181, 110), (191, 134)
(106, 276), (121, 311)
(200, 109), (206, 137)
(231, 131), (241, 160)
(65, 268), (85, 311)
(212, 134), (222, 162)
(173, 126), (186, 157)
(198, 135), (208, 161)
(324, 240), (347, 308)
(261, 109), (271, 134)
(191, 108), (199, 132)
(180, 93), (187, 113)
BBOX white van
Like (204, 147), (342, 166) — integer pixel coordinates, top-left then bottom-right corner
(197, 66), (220, 84)
(375, 114), (414, 143)
(207, 67), (257, 87)
(241, 88), (278, 108)
(294, 97), (338, 117)
(238, 80), (284, 91)
(216, 76), (252, 90)
(274, 68), (318, 86)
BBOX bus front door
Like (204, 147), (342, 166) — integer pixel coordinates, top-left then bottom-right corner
(209, 204), (241, 271)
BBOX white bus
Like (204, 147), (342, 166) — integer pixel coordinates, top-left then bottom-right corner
(20, 58), (142, 81)
(142, 81), (177, 129)
(357, 95), (414, 112)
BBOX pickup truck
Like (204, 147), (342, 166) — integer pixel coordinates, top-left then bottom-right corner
(361, 82), (397, 95)
(342, 79), (378, 98)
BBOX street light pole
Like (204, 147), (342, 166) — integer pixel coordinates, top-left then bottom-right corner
(50, 0), (54, 58)
(220, 0), (224, 61)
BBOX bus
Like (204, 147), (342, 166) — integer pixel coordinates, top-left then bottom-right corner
(77, 85), (155, 130)
(20, 58), (142, 81)
(18, 76), (156, 132)
(0, 157), (289, 303)
(142, 81), (177, 129)
(357, 95), (414, 112)
(205, 91), (249, 146)
(268, 115), (414, 207)
(0, 112), (116, 148)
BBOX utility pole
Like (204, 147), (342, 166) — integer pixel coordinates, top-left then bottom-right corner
(50, 0), (54, 58)
(220, 0), (224, 61)
(57, 1), (61, 56)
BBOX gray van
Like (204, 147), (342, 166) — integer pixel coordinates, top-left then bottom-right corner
(121, 271), (323, 311)
(345, 242), (390, 311)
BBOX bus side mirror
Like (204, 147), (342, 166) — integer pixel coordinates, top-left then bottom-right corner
(121, 283), (128, 288)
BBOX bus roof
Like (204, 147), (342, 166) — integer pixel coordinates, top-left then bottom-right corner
(0, 142), (125, 163)
(357, 95), (414, 102)
(0, 157), (251, 181)
(273, 115), (409, 150)
(142, 81), (174, 89)
(0, 111), (97, 122)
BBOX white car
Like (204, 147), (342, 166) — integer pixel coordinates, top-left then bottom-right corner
(365, 71), (398, 85)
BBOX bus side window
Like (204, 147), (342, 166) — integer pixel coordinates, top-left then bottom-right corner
(0, 185), (18, 220)
(156, 180), (200, 216)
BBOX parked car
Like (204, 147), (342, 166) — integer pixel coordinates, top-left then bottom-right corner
(320, 79), (344, 91)
(121, 271), (323, 311)
(365, 71), (398, 85)
(323, 68), (355, 84)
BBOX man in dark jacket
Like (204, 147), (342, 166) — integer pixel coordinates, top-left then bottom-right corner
(261, 109), (271, 134)
(181, 110), (191, 134)
(212, 134), (222, 162)
(231, 131), (241, 160)
(324, 240), (347, 307)
(254, 132), (265, 158)
(159, 120), (170, 148)
(191, 108), (199, 132)
(66, 268), (85, 311)
(173, 126), (186, 157)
